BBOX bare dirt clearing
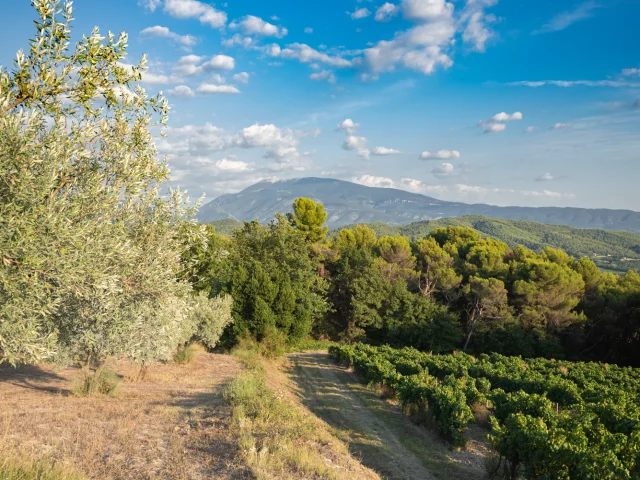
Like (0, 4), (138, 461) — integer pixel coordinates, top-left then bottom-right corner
(285, 351), (489, 480)
(0, 353), (250, 479)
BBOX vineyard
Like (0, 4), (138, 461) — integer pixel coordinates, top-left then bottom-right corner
(329, 344), (640, 479)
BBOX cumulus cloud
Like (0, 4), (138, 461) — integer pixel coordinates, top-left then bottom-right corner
(232, 72), (250, 84)
(215, 157), (252, 171)
(140, 25), (197, 49)
(159, 122), (310, 180)
(536, 173), (554, 182)
(230, 15), (288, 37)
(343, 135), (368, 150)
(622, 68), (640, 77)
(552, 122), (572, 129)
(350, 7), (371, 19)
(342, 135), (370, 159)
(492, 111), (523, 121)
(479, 111), (523, 133)
(173, 54), (235, 76)
(196, 84), (240, 94)
(419, 149), (460, 160)
(372, 146), (401, 155)
(533, 0), (598, 34)
(375, 3), (400, 22)
(163, 0), (227, 29)
(431, 162), (456, 178)
(304, 27), (313, 34)
(525, 126), (537, 133)
(335, 118), (360, 134)
(309, 70), (336, 83)
(167, 85), (195, 97)
(222, 34), (254, 48)
(268, 43), (352, 67)
(352, 175), (396, 188)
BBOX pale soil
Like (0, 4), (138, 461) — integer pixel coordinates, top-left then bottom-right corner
(0, 353), (250, 479)
(285, 351), (490, 480)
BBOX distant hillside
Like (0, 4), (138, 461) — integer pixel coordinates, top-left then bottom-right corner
(335, 216), (640, 274)
(197, 177), (640, 232)
(209, 218), (243, 235)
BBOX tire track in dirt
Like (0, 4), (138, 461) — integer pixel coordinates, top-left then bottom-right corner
(286, 351), (486, 480)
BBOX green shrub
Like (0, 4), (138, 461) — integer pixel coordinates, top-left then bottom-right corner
(73, 368), (121, 396)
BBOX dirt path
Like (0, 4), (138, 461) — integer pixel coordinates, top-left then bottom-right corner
(285, 351), (488, 480)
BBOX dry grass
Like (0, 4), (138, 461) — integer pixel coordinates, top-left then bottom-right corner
(0, 353), (249, 480)
(228, 346), (380, 480)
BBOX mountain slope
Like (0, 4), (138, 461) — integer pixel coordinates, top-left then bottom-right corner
(198, 177), (640, 232)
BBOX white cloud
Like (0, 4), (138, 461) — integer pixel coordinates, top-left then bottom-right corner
(230, 15), (287, 37)
(233, 72), (250, 84)
(525, 126), (536, 133)
(347, 175), (577, 206)
(309, 70), (336, 83)
(375, 3), (399, 22)
(335, 118), (360, 134)
(140, 25), (197, 48)
(372, 146), (401, 155)
(461, 0), (498, 52)
(196, 83), (240, 94)
(163, 0), (227, 29)
(202, 55), (235, 71)
(223, 34), (254, 48)
(159, 122), (309, 181)
(363, 20), (455, 75)
(552, 122), (572, 129)
(506, 80), (640, 88)
(419, 149), (460, 160)
(432, 162), (456, 178)
(342, 135), (370, 160)
(492, 111), (523, 121)
(350, 7), (371, 19)
(167, 85), (195, 97)
(215, 157), (252, 171)
(174, 54), (235, 76)
(304, 27), (314, 34)
(533, 0), (598, 34)
(119, 62), (182, 85)
(478, 121), (504, 133)
(479, 111), (522, 133)
(402, 0), (453, 21)
(536, 173), (554, 182)
(621, 68), (640, 77)
(139, 0), (161, 12)
(269, 43), (352, 67)
(352, 175), (396, 188)
(343, 135), (368, 150)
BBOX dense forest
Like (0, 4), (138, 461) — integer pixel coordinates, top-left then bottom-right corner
(211, 215), (640, 273)
(201, 200), (640, 366)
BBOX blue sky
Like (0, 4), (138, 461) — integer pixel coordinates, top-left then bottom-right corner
(2, 0), (639, 209)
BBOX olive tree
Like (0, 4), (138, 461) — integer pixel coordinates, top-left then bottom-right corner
(0, 0), (223, 366)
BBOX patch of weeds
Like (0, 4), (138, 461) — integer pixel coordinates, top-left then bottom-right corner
(0, 453), (84, 480)
(73, 368), (121, 396)
(173, 343), (204, 364)
(224, 353), (360, 479)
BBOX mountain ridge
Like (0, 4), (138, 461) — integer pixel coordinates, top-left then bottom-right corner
(197, 177), (640, 232)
